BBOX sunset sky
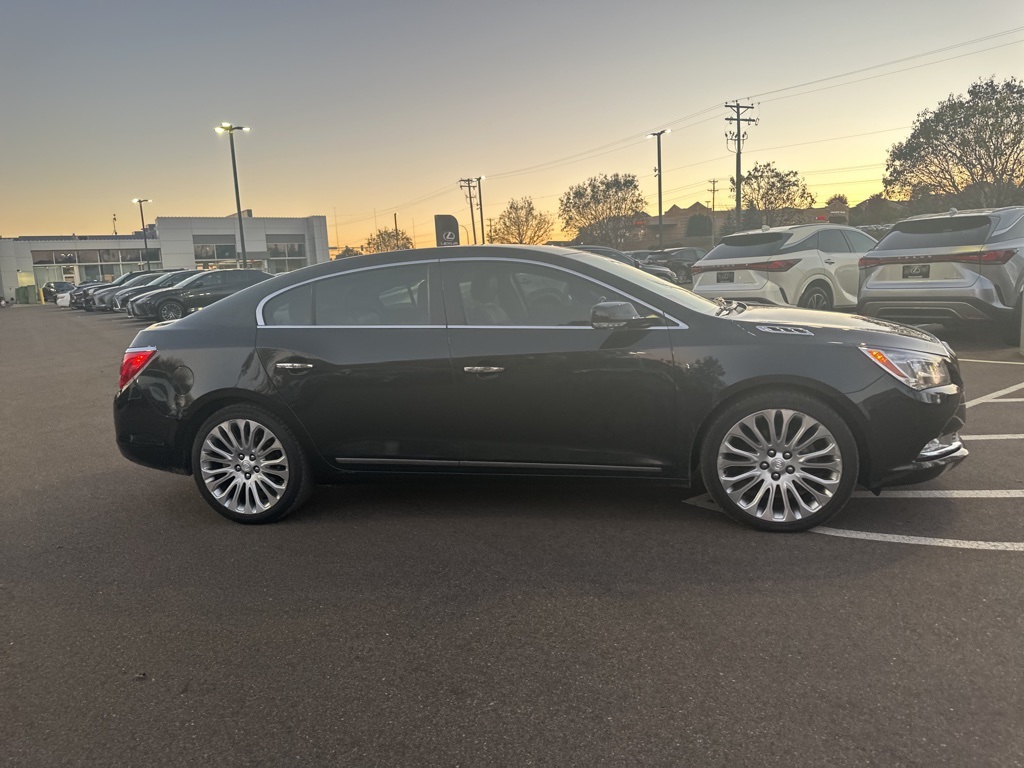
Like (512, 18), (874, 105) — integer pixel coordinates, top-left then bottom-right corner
(1, 0), (1021, 249)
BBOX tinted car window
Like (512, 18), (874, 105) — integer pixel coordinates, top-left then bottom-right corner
(842, 230), (878, 252)
(194, 272), (227, 287)
(447, 260), (631, 327)
(314, 264), (430, 326)
(263, 284), (313, 326)
(817, 230), (851, 253)
(705, 233), (791, 260)
(781, 232), (818, 254)
(875, 216), (993, 250)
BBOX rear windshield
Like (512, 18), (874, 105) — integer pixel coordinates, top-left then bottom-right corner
(704, 233), (790, 260)
(875, 216), (993, 250)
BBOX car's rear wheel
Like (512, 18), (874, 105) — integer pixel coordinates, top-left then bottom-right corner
(191, 405), (312, 524)
(159, 300), (184, 321)
(798, 284), (832, 311)
(700, 391), (858, 532)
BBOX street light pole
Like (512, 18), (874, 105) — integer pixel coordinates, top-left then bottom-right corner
(646, 129), (669, 250)
(131, 198), (152, 269)
(215, 122), (251, 268)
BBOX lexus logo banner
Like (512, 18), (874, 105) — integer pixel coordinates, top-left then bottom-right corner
(434, 215), (460, 247)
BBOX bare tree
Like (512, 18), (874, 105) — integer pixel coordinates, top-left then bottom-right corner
(884, 77), (1024, 207)
(363, 228), (413, 254)
(490, 197), (554, 244)
(826, 193), (849, 208)
(558, 173), (647, 247)
(730, 162), (815, 227)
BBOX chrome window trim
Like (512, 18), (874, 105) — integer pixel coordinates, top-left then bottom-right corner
(255, 255), (688, 329)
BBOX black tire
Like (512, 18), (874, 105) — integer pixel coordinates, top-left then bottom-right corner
(191, 404), (313, 524)
(700, 390), (859, 532)
(798, 284), (833, 311)
(158, 300), (185, 321)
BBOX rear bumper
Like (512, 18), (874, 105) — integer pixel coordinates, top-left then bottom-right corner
(693, 281), (788, 306)
(858, 287), (1013, 325)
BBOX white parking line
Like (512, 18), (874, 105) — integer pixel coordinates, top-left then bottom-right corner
(959, 359), (1024, 366)
(854, 490), (1024, 499)
(962, 434), (1024, 440)
(966, 381), (1024, 408)
(813, 528), (1024, 551)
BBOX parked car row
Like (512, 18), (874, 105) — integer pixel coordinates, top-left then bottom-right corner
(55, 268), (273, 321)
(644, 206), (1022, 344)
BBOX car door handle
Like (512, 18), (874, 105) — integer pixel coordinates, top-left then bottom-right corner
(823, 258), (836, 265)
(276, 362), (314, 370)
(464, 366), (504, 374)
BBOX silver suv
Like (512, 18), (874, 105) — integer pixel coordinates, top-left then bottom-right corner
(857, 207), (1024, 344)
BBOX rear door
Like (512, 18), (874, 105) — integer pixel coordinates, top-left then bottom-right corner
(816, 229), (859, 307)
(256, 260), (457, 466)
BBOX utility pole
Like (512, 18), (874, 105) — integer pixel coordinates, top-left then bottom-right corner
(646, 129), (670, 249)
(112, 213), (117, 236)
(725, 102), (757, 229)
(707, 179), (718, 245)
(459, 178), (478, 244)
(475, 176), (485, 244)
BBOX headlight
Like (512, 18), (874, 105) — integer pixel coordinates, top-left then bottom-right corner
(861, 347), (951, 390)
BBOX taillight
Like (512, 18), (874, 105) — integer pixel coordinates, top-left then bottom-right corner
(859, 249), (1017, 269)
(119, 347), (157, 392)
(691, 258), (800, 275)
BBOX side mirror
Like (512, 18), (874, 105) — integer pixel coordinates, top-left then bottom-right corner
(590, 301), (661, 330)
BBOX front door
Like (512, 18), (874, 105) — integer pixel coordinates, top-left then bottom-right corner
(441, 257), (679, 474)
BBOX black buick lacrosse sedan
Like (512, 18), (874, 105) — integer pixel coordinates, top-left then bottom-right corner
(114, 245), (967, 531)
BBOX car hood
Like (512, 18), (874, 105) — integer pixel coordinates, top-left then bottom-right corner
(728, 304), (949, 355)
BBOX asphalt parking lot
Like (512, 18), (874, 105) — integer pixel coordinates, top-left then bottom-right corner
(2, 304), (1023, 767)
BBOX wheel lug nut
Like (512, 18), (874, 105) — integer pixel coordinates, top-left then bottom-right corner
(760, 461), (769, 469)
(235, 465), (241, 471)
(771, 473), (780, 481)
(250, 455), (255, 460)
(767, 450), (776, 457)
(783, 452), (792, 459)
(253, 467), (260, 473)
(787, 466), (795, 474)
(245, 473), (251, 479)
(238, 454), (244, 460)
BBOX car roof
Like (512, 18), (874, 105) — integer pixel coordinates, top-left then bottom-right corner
(901, 206), (1024, 221)
(728, 223), (862, 236)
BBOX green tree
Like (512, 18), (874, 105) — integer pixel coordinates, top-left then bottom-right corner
(826, 193), (849, 208)
(363, 228), (413, 254)
(490, 197), (554, 244)
(558, 173), (647, 247)
(334, 245), (362, 259)
(884, 77), (1024, 207)
(730, 162), (815, 227)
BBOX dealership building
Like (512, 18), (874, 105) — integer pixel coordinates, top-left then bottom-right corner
(0, 213), (330, 302)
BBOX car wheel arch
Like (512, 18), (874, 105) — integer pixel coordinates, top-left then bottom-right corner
(691, 375), (872, 485)
(177, 389), (325, 477)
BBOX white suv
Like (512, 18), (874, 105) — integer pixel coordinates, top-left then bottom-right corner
(857, 207), (1024, 344)
(690, 224), (877, 310)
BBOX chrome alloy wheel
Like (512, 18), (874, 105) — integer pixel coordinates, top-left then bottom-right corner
(716, 408), (843, 523)
(199, 418), (290, 515)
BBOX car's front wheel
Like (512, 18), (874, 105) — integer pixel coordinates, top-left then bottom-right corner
(191, 405), (313, 524)
(700, 391), (858, 531)
(158, 300), (185, 321)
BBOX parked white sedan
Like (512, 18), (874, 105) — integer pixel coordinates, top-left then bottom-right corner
(691, 224), (877, 311)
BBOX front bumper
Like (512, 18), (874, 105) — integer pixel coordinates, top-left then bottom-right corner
(870, 433), (968, 490)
